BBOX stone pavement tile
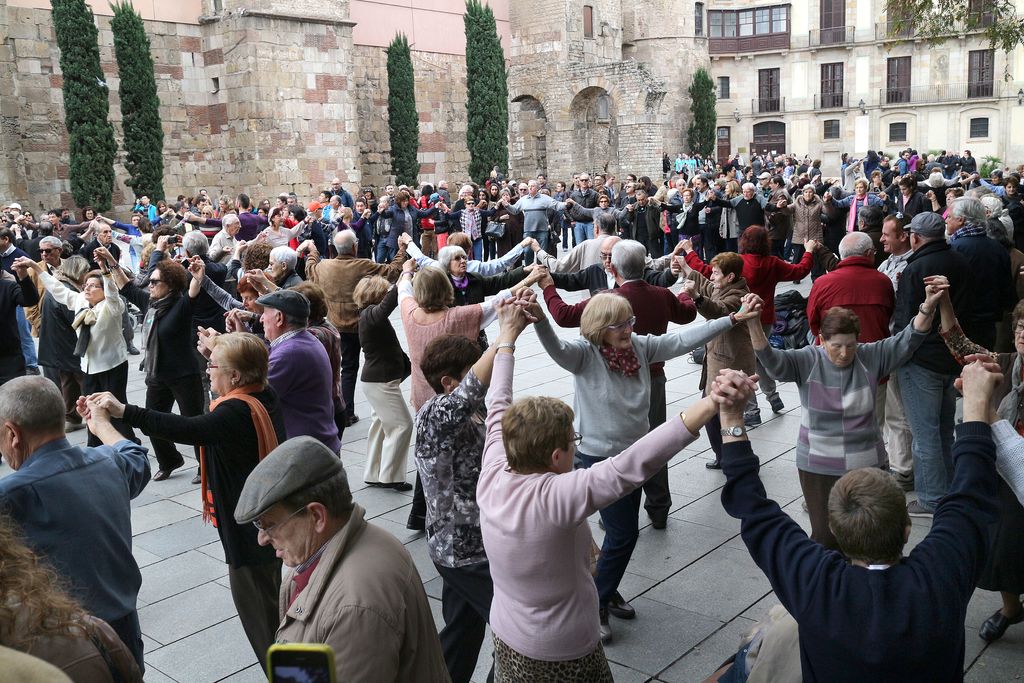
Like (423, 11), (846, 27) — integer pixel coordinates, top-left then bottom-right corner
(745, 436), (797, 460)
(666, 456), (727, 498)
(628, 521), (734, 582)
(168, 489), (204, 513)
(603, 596), (722, 676)
(142, 665), (176, 682)
(134, 516), (220, 559)
(740, 590), (781, 624)
(617, 571), (658, 603)
(967, 588), (1002, 630)
(133, 545), (164, 570)
(131, 487), (167, 509)
(404, 536), (440, 584)
(350, 482), (414, 519)
(220, 663), (267, 681)
(755, 457), (806, 501)
(138, 550), (228, 605)
(658, 616), (757, 683)
(196, 540), (226, 563)
(144, 472), (201, 498)
(139, 581), (237, 645)
(132, 499), (200, 535)
(644, 545), (772, 622)
(145, 617), (257, 683)
(607, 660), (653, 682)
(469, 628), (496, 683)
(370, 515), (425, 546)
(142, 633), (162, 653)
(669, 492), (740, 533)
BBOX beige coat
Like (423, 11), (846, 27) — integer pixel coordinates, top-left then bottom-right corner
(306, 249), (407, 333)
(782, 194), (825, 243)
(5, 613), (141, 683)
(689, 272), (755, 390)
(276, 504), (450, 683)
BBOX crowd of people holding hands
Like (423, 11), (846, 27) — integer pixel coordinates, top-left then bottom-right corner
(1, 142), (1024, 682)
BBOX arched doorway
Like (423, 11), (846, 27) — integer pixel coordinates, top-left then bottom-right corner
(509, 95), (548, 178)
(750, 121), (786, 156)
(570, 87), (618, 175)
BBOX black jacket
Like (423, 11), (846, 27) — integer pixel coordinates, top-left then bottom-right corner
(551, 263), (678, 297)
(893, 239), (972, 375)
(38, 284), (80, 373)
(0, 276), (38, 382)
(358, 285), (411, 384)
(949, 233), (1014, 326)
(452, 268), (525, 307)
(190, 256), (228, 334)
(120, 283), (201, 382)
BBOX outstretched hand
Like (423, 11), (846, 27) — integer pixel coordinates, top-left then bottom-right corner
(735, 293), (764, 322)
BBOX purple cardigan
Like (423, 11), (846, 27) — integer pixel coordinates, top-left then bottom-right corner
(477, 353), (697, 661)
(268, 331), (341, 452)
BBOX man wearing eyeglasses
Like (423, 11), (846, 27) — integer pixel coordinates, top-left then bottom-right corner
(235, 436), (449, 683)
(570, 173), (600, 245)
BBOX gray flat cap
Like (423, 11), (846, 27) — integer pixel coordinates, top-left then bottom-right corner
(256, 289), (309, 323)
(234, 436), (345, 524)
(907, 211), (946, 239)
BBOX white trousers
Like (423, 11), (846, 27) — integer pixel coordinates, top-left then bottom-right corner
(877, 373), (914, 475)
(361, 379), (414, 484)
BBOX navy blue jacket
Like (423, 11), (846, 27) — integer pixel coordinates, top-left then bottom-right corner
(949, 232), (1014, 326)
(721, 422), (997, 682)
(0, 438), (151, 621)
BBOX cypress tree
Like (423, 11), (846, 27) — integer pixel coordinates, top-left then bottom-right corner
(464, 0), (508, 184)
(111, 1), (165, 201)
(51, 0), (118, 211)
(386, 34), (420, 185)
(686, 68), (717, 158)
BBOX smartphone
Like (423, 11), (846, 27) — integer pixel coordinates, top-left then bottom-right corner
(267, 643), (335, 683)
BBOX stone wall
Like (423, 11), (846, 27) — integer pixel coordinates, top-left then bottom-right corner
(350, 46), (471, 191)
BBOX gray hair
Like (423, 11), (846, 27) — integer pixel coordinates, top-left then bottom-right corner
(980, 195), (1004, 219)
(182, 230), (209, 257)
(838, 231), (874, 259)
(742, 182), (756, 192)
(950, 196), (987, 225)
(596, 213), (617, 235)
(0, 376), (65, 435)
(221, 213), (240, 228)
(60, 255), (90, 284)
(610, 240), (646, 280)
(269, 246), (297, 271)
(333, 229), (357, 255)
(437, 245), (467, 271)
(39, 236), (62, 250)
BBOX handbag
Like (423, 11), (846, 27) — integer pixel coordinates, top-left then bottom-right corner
(485, 220), (505, 240)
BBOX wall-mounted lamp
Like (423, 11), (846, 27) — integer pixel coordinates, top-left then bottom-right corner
(858, 98), (866, 115)
(1017, 88), (1023, 106)
(733, 108), (741, 122)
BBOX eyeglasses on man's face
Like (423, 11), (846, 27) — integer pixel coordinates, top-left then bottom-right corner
(253, 505), (307, 534)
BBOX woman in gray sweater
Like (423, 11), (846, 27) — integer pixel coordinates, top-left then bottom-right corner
(533, 291), (758, 641)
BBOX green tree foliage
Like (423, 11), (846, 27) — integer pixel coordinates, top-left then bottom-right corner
(51, 0), (117, 211)
(686, 68), (716, 157)
(887, 0), (1024, 67)
(386, 34), (420, 185)
(464, 0), (508, 184)
(111, 1), (165, 201)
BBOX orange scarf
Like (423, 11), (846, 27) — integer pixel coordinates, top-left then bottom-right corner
(200, 385), (279, 526)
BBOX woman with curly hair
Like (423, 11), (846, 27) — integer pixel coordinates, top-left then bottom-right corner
(0, 513), (142, 681)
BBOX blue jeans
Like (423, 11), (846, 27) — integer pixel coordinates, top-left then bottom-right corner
(16, 307), (36, 369)
(375, 242), (396, 263)
(472, 238), (483, 261)
(897, 363), (956, 510)
(578, 451), (640, 608)
(573, 221), (595, 245)
(524, 230), (547, 265)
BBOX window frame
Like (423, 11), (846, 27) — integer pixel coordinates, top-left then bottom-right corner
(823, 119), (840, 139)
(695, 2), (705, 36)
(969, 117), (989, 139)
(718, 76), (731, 100)
(889, 121), (908, 142)
(583, 5), (594, 39)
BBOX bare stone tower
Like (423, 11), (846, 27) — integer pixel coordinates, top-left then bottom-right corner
(506, 0), (672, 182)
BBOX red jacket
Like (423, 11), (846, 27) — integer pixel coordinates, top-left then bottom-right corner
(542, 280), (696, 377)
(685, 250), (813, 325)
(807, 255), (895, 342)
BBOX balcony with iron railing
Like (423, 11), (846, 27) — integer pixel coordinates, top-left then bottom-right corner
(879, 81), (999, 105)
(751, 97), (785, 114)
(814, 92), (849, 110)
(808, 26), (856, 47)
(875, 12), (997, 41)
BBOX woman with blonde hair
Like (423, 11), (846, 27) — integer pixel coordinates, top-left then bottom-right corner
(0, 513), (142, 682)
(533, 289), (756, 640)
(356, 275), (413, 491)
(87, 331), (286, 667)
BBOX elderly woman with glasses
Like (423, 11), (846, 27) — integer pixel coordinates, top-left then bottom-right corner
(928, 277), (1024, 644)
(95, 235), (206, 481)
(85, 332), (286, 668)
(532, 289), (755, 642)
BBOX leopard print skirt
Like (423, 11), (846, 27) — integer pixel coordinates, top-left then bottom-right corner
(492, 635), (613, 682)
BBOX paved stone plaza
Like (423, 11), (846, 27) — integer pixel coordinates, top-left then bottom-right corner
(4, 279), (1024, 682)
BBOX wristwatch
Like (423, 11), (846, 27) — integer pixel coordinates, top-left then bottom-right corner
(721, 425), (746, 438)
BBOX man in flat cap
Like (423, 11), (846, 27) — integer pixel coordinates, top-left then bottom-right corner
(255, 289), (341, 452)
(235, 436), (450, 682)
(893, 211), (972, 518)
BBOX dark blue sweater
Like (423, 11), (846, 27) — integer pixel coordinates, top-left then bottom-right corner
(721, 422), (998, 682)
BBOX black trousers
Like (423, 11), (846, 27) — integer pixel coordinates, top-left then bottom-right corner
(145, 373), (204, 471)
(642, 374), (672, 518)
(83, 361), (137, 447)
(228, 560), (283, 668)
(435, 561), (494, 683)
(109, 609), (144, 675)
(339, 331), (360, 420)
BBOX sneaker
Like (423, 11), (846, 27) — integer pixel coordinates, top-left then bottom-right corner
(599, 607), (612, 643)
(607, 592), (636, 620)
(768, 395), (785, 413)
(744, 411), (762, 429)
(907, 500), (934, 518)
(126, 345), (141, 356)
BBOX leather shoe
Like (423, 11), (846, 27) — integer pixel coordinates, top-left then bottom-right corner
(152, 457), (185, 482)
(649, 512), (667, 530)
(191, 470), (201, 486)
(980, 608), (1024, 642)
(599, 607), (612, 643)
(607, 592), (636, 620)
(391, 482), (413, 492)
(705, 459), (722, 470)
(406, 513), (425, 532)
(345, 414), (360, 427)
